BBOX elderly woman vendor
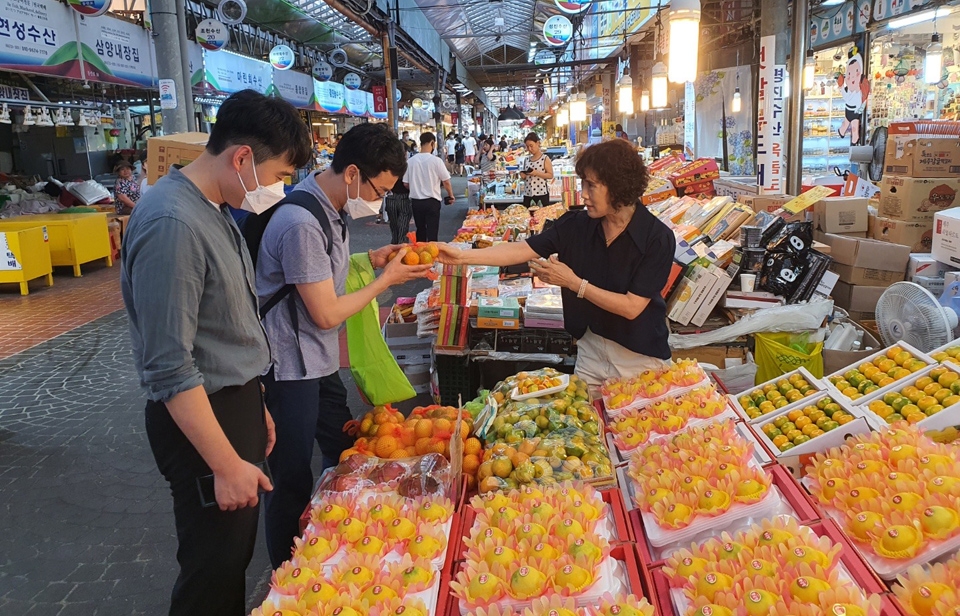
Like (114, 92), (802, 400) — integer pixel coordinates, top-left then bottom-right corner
(438, 139), (675, 387)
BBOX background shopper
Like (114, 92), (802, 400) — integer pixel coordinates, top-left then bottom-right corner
(385, 175), (413, 244)
(121, 89), (311, 616)
(404, 132), (455, 242)
(520, 132), (553, 207)
(114, 161), (141, 215)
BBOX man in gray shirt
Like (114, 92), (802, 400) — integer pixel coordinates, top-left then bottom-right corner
(257, 123), (432, 568)
(121, 90), (311, 616)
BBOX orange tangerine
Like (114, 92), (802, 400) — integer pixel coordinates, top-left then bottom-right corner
(886, 346), (904, 360)
(787, 410), (803, 422)
(916, 377), (934, 390)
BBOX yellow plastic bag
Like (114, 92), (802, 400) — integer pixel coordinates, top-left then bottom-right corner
(754, 332), (824, 384)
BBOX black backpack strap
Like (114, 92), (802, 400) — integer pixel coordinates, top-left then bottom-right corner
(258, 189), (339, 378)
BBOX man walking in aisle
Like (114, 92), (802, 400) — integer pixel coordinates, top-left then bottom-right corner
(404, 131), (455, 242)
(463, 131), (477, 165)
(255, 123), (432, 569)
(444, 132), (457, 174)
(121, 90), (312, 616)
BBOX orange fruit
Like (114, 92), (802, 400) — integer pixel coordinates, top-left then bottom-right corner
(427, 243), (440, 258)
(414, 419), (433, 439)
(375, 435), (399, 458)
(462, 454), (480, 475)
(906, 412), (926, 424)
(415, 437), (433, 455)
(478, 460), (494, 480)
(480, 476), (502, 493)
(400, 426), (417, 447)
(787, 410), (803, 422)
(405, 446), (418, 456)
(373, 411), (393, 424)
(794, 416), (811, 429)
(464, 437), (483, 456)
(491, 457), (513, 478)
(339, 448), (362, 461)
(418, 251), (434, 265)
(511, 452), (530, 467)
(433, 418), (453, 437)
(403, 251), (420, 265)
(389, 449), (408, 459)
(460, 422), (471, 440)
(429, 437), (447, 455)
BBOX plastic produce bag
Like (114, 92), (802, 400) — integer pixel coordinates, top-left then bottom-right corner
(345, 253), (416, 405)
(754, 331), (824, 383)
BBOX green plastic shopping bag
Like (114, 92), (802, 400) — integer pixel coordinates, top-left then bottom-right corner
(345, 253), (416, 405)
(754, 331), (824, 384)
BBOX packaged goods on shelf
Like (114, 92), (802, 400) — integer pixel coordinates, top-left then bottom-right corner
(804, 425), (960, 580)
(601, 359), (709, 414)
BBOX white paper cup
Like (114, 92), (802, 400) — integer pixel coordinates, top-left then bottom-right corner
(740, 273), (757, 293)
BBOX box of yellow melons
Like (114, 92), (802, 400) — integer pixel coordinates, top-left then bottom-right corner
(728, 366), (826, 424)
(824, 342), (935, 405)
(854, 362), (960, 431)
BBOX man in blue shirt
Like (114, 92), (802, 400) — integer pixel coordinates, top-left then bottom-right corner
(256, 123), (432, 568)
(121, 90), (312, 615)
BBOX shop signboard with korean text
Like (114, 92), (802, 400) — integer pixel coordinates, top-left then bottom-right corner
(201, 49), (270, 95)
(757, 35), (785, 194)
(315, 79), (345, 114)
(271, 67), (314, 109)
(344, 87), (366, 116)
(809, 0), (935, 50)
(77, 13), (154, 87)
(0, 0), (75, 76)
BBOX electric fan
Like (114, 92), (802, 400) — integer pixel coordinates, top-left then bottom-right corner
(875, 281), (960, 351)
(868, 126), (887, 183)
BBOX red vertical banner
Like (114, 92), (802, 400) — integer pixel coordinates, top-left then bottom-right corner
(373, 85), (387, 113)
(451, 111), (459, 124)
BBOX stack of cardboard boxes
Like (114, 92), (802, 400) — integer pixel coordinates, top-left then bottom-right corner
(821, 233), (911, 321)
(873, 121), (960, 253)
(811, 196), (870, 243)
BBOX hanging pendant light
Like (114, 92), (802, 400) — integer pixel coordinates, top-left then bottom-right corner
(618, 73), (633, 114)
(731, 87), (741, 113)
(556, 107), (569, 126)
(640, 90), (650, 112)
(925, 33), (943, 85)
(651, 61), (668, 108)
(668, 0), (701, 84)
(570, 89), (587, 122)
(802, 49), (816, 90)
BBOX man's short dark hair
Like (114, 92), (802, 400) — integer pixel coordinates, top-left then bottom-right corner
(206, 89), (311, 168)
(575, 139), (649, 210)
(331, 123), (407, 179)
(402, 130), (409, 136)
(420, 132), (436, 146)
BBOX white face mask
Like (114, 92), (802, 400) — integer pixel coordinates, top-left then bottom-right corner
(344, 174), (382, 219)
(237, 162), (285, 214)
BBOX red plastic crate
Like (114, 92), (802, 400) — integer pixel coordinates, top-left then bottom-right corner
(441, 544), (658, 616)
(628, 508), (663, 569)
(768, 463), (821, 524)
(651, 566), (900, 615)
(600, 487), (635, 543)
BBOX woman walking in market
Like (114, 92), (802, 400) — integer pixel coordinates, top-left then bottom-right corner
(438, 139), (675, 389)
(385, 175), (413, 244)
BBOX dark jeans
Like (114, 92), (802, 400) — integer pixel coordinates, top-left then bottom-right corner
(411, 197), (442, 242)
(385, 194), (413, 244)
(262, 369), (354, 568)
(145, 379), (266, 616)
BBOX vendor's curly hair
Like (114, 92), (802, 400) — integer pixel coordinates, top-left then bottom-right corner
(575, 139), (649, 210)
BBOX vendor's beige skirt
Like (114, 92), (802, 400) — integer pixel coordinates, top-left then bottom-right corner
(575, 328), (671, 391)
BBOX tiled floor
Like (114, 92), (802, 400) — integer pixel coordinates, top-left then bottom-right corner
(0, 263), (125, 360)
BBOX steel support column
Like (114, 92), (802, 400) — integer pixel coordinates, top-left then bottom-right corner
(786, 0), (808, 195)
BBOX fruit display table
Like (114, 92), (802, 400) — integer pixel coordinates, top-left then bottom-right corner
(0, 226), (53, 295)
(0, 212), (112, 276)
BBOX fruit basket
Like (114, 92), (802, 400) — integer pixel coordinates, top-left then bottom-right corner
(649, 516), (889, 616)
(824, 342), (935, 405)
(600, 360), (710, 416)
(854, 363), (960, 431)
(751, 391), (871, 458)
(625, 421), (784, 549)
(728, 366), (825, 424)
(804, 425), (960, 581)
(607, 384), (738, 457)
(449, 483), (655, 615)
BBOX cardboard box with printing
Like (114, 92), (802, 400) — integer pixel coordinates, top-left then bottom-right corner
(932, 208), (960, 268)
(821, 233), (910, 287)
(879, 176), (960, 222)
(883, 121), (960, 178)
(871, 216), (933, 253)
(812, 197), (869, 237)
(147, 133), (208, 185)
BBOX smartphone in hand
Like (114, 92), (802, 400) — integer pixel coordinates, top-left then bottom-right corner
(197, 460), (273, 508)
